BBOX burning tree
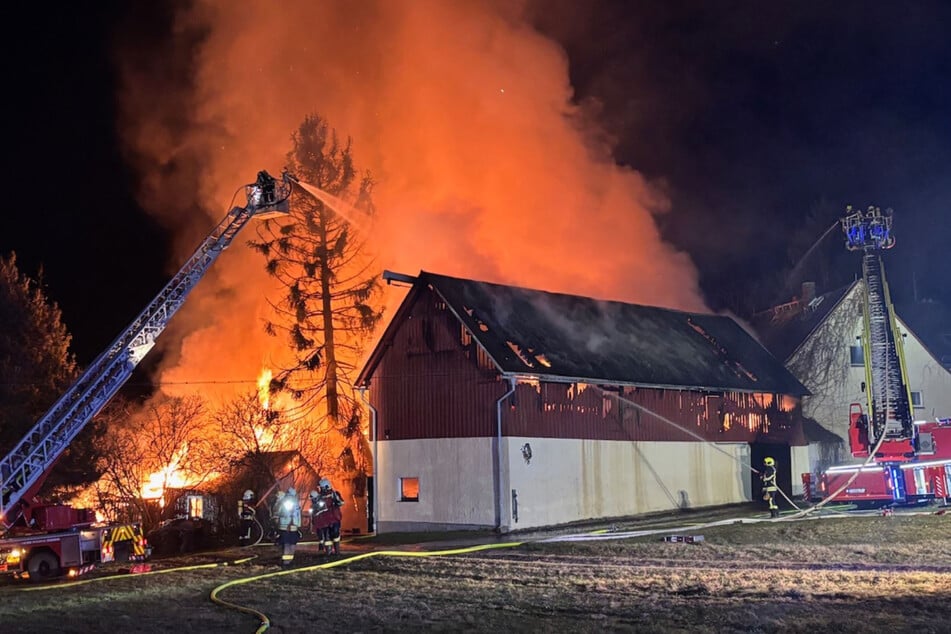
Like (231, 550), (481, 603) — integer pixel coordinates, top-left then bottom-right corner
(249, 114), (382, 478)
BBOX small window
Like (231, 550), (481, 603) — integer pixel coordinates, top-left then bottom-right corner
(850, 345), (864, 366)
(911, 391), (923, 409)
(187, 495), (203, 519)
(399, 477), (419, 502)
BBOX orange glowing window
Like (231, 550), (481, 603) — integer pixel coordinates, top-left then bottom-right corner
(187, 495), (203, 519)
(399, 477), (419, 502)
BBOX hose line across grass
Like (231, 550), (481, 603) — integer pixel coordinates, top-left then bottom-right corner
(209, 542), (524, 633)
(17, 555), (258, 592)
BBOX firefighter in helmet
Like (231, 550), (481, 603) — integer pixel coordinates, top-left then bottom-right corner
(237, 489), (256, 546)
(276, 488), (302, 568)
(310, 478), (345, 554)
(269, 489), (286, 542)
(761, 457), (779, 518)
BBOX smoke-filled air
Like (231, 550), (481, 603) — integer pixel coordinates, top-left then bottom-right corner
(116, 0), (704, 396)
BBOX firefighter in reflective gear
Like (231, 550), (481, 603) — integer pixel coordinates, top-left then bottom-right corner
(269, 490), (286, 543)
(238, 489), (256, 546)
(276, 488), (301, 567)
(761, 457), (779, 518)
(310, 478), (344, 554)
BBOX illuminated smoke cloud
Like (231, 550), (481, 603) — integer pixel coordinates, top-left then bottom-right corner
(117, 0), (704, 392)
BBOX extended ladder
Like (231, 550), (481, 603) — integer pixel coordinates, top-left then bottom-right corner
(1, 172), (292, 524)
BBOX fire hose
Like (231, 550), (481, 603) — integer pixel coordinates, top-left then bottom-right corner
(209, 542), (523, 633)
(15, 555), (258, 592)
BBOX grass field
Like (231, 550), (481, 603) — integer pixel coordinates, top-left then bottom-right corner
(2, 506), (949, 633)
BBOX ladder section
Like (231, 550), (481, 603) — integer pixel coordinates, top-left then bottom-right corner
(861, 253), (913, 445)
(1, 205), (254, 521)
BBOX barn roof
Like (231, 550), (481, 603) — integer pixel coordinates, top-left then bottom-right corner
(360, 271), (808, 396)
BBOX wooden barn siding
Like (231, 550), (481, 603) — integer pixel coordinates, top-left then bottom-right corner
(370, 288), (804, 444)
(371, 290), (507, 440)
(505, 383), (802, 444)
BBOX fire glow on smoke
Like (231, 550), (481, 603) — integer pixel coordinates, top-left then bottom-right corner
(117, 0), (706, 411)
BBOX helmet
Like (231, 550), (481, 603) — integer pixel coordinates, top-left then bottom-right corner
(764, 457), (775, 466)
(287, 487), (297, 497)
(242, 489), (254, 501)
(319, 478), (331, 491)
(310, 490), (320, 499)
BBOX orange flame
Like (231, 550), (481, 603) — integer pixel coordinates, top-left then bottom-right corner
(257, 368), (273, 410)
(141, 444), (191, 503)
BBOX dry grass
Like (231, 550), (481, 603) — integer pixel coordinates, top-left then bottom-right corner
(1, 509), (949, 633)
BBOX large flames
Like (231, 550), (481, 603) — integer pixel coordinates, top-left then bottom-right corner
(257, 368), (273, 411)
(115, 2), (706, 428)
(141, 444), (191, 502)
(103, 2), (713, 525)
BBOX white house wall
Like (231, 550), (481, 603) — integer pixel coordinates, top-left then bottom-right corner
(376, 436), (752, 533)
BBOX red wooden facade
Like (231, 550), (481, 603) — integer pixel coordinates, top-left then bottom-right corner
(366, 287), (806, 446)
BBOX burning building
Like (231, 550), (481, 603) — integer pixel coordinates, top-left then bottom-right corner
(357, 271), (809, 533)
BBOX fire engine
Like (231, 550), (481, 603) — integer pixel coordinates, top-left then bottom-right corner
(803, 205), (951, 507)
(0, 170), (294, 579)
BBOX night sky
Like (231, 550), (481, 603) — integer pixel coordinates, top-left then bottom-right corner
(4, 1), (950, 366)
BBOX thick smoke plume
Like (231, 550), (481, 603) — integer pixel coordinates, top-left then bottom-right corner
(117, 0), (703, 393)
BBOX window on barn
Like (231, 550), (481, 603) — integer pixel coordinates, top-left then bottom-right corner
(911, 391), (923, 408)
(187, 495), (203, 519)
(849, 344), (864, 366)
(399, 477), (420, 502)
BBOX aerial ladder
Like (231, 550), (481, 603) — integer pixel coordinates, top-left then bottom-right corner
(0, 170), (295, 530)
(840, 205), (918, 461)
(808, 206), (951, 507)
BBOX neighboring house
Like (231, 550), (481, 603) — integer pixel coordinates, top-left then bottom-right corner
(897, 298), (951, 373)
(357, 271), (809, 533)
(754, 281), (951, 479)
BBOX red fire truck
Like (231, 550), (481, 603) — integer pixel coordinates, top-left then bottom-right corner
(803, 206), (951, 508)
(0, 171), (294, 579)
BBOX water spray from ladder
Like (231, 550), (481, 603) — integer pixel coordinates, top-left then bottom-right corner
(295, 180), (374, 234)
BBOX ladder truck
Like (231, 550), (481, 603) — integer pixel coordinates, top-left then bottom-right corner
(0, 170), (294, 579)
(807, 205), (951, 507)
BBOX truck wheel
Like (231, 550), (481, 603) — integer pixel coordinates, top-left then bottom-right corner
(27, 551), (61, 581)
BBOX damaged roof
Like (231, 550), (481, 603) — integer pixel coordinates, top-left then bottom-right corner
(753, 282), (857, 362)
(363, 271), (808, 395)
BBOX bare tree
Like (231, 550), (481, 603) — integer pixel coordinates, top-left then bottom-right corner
(249, 114), (381, 477)
(95, 395), (212, 529)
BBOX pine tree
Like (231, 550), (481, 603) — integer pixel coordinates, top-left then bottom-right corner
(249, 114), (382, 476)
(0, 253), (78, 457)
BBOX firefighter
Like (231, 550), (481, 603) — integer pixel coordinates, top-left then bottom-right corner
(276, 488), (301, 568)
(269, 489), (286, 543)
(761, 457), (779, 518)
(310, 478), (345, 555)
(237, 489), (256, 546)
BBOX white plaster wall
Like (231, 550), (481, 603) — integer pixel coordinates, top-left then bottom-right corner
(503, 437), (750, 531)
(376, 437), (496, 530)
(377, 437), (752, 532)
(903, 327), (951, 423)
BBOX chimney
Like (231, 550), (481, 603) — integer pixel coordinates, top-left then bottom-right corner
(801, 281), (816, 306)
